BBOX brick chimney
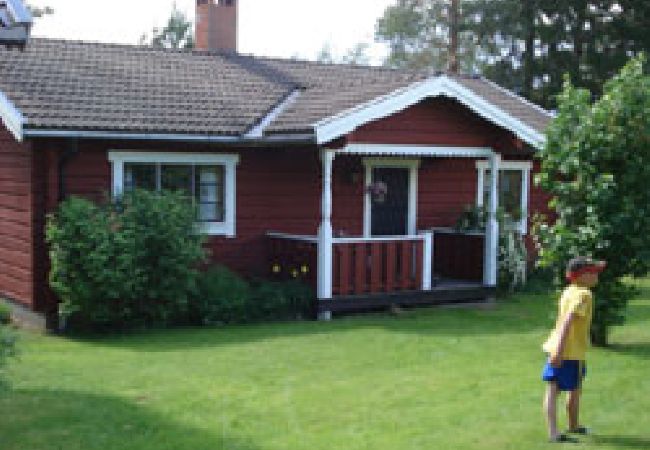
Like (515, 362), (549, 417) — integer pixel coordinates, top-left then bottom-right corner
(196, 0), (238, 52)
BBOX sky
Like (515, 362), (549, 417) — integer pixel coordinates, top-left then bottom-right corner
(28, 0), (394, 64)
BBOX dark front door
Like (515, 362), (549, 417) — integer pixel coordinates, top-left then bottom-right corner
(371, 167), (409, 236)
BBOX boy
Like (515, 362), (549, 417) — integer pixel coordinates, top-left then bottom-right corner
(542, 256), (606, 443)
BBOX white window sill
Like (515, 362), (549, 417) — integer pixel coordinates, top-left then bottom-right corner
(199, 222), (236, 237)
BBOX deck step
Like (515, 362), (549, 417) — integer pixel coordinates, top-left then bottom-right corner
(317, 285), (496, 313)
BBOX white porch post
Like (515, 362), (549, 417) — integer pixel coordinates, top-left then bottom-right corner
(317, 150), (335, 320)
(420, 231), (433, 291)
(483, 152), (500, 286)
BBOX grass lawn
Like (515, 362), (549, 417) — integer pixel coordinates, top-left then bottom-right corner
(1, 280), (649, 450)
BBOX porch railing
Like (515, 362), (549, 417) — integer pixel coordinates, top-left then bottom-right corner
(331, 235), (430, 296)
(430, 228), (484, 282)
(267, 232), (433, 296)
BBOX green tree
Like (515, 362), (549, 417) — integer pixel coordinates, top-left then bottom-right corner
(535, 55), (650, 346)
(315, 42), (371, 66)
(140, 3), (194, 49)
(376, 1), (650, 109)
(375, 0), (480, 72)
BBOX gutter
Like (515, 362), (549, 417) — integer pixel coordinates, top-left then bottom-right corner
(21, 128), (316, 146)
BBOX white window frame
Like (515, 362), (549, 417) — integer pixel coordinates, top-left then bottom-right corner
(108, 151), (239, 237)
(476, 160), (532, 234)
(362, 158), (420, 237)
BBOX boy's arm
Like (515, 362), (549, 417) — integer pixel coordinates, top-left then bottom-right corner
(549, 312), (576, 367)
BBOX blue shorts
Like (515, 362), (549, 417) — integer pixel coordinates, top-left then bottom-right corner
(542, 359), (586, 391)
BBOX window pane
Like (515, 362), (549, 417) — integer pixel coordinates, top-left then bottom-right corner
(195, 165), (224, 222)
(124, 163), (156, 191)
(161, 165), (192, 195)
(500, 170), (523, 219)
(482, 169), (523, 219)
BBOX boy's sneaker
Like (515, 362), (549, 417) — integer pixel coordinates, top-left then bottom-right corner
(549, 434), (579, 443)
(567, 426), (591, 435)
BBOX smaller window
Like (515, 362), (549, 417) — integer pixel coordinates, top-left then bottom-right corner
(476, 161), (531, 234)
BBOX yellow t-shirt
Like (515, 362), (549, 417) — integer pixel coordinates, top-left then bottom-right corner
(543, 284), (593, 360)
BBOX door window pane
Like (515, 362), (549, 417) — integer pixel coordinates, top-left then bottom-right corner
(196, 165), (225, 222)
(124, 163), (156, 191)
(161, 165), (192, 195)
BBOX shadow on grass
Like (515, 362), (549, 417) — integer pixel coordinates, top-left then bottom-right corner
(0, 388), (259, 450)
(591, 434), (650, 448)
(62, 294), (556, 352)
(607, 342), (650, 358)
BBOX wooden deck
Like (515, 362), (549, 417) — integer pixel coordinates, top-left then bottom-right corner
(317, 279), (495, 314)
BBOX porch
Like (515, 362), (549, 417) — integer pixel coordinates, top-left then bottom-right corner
(265, 144), (507, 318)
(267, 228), (494, 315)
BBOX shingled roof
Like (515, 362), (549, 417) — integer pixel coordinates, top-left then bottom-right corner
(0, 38), (552, 143)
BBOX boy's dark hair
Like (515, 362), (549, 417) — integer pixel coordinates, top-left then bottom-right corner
(566, 256), (606, 273)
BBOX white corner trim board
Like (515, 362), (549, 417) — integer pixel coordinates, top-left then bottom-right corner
(314, 75), (546, 148)
(0, 90), (25, 141)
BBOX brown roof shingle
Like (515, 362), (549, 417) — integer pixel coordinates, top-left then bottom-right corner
(0, 38), (552, 139)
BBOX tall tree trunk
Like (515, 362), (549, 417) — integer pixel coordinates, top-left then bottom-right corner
(449, 0), (460, 73)
(522, 0), (535, 98)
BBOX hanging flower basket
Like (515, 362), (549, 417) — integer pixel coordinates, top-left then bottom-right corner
(366, 181), (388, 203)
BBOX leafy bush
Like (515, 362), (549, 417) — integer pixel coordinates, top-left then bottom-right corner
(0, 325), (17, 388)
(191, 266), (253, 325)
(192, 266), (314, 325)
(535, 56), (650, 345)
(47, 190), (206, 331)
(251, 280), (314, 322)
(0, 302), (11, 325)
(456, 205), (528, 291)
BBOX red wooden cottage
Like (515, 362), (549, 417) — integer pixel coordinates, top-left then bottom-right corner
(0, 0), (553, 326)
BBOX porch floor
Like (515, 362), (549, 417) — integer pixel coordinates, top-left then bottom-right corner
(318, 278), (495, 314)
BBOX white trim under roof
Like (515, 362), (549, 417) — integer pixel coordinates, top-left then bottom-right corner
(314, 75), (547, 149)
(0, 90), (25, 141)
(337, 143), (494, 158)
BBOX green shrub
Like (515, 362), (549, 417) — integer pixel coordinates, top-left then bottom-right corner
(47, 190), (206, 332)
(0, 302), (11, 325)
(192, 266), (314, 325)
(0, 324), (17, 388)
(456, 205), (528, 291)
(251, 280), (314, 321)
(192, 266), (252, 325)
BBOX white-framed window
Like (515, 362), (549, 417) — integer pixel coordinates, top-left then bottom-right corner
(476, 160), (532, 234)
(108, 151), (239, 237)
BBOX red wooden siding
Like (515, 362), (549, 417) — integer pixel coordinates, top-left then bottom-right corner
(433, 232), (484, 282)
(7, 97), (553, 313)
(418, 158), (478, 228)
(0, 126), (34, 309)
(349, 97), (517, 149)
